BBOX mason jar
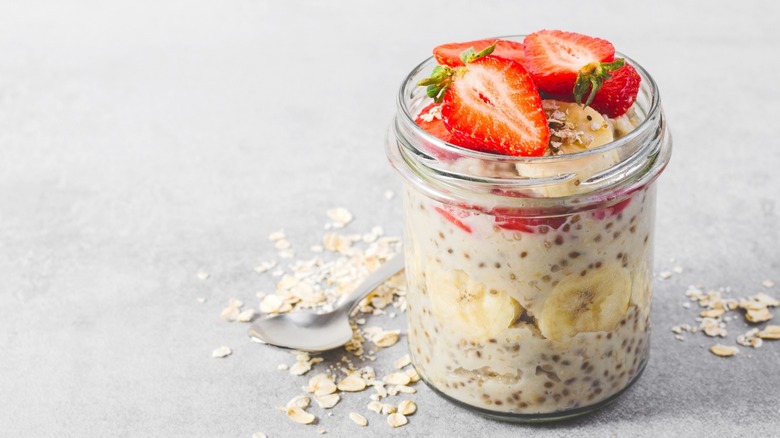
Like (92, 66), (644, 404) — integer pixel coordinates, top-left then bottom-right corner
(386, 39), (672, 422)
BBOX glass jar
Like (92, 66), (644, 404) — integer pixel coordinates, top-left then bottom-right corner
(386, 39), (671, 422)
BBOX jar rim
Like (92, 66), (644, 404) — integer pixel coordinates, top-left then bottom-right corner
(388, 35), (671, 208)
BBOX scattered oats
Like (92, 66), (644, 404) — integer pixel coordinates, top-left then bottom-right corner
(398, 400), (417, 415)
(274, 239), (292, 250)
(252, 433), (267, 438)
(682, 302), (691, 309)
(675, 334), (685, 341)
(314, 393), (340, 409)
(220, 306), (240, 322)
(278, 249), (295, 259)
(709, 344), (739, 357)
(754, 292), (780, 307)
(763, 279), (776, 288)
(404, 367), (420, 383)
(700, 318), (727, 337)
(260, 295), (284, 314)
(384, 372), (411, 386)
(337, 373), (367, 392)
(745, 308), (773, 323)
(367, 401), (383, 414)
(387, 413), (408, 428)
(286, 395), (311, 409)
(322, 233), (351, 253)
(310, 245), (324, 253)
(212, 346), (232, 358)
(290, 361), (313, 376)
(671, 325), (684, 335)
(700, 308), (725, 318)
(316, 427), (326, 434)
(271, 269), (284, 277)
(197, 271), (210, 280)
(327, 208), (353, 227)
(237, 309), (256, 323)
(349, 412), (368, 427)
(254, 260), (277, 273)
(196, 297), (206, 304)
(356, 318), (366, 325)
(758, 325), (780, 340)
(395, 385), (416, 394)
(384, 190), (395, 200)
(372, 330), (400, 348)
(381, 403), (397, 415)
(394, 354), (411, 370)
(256, 291), (267, 300)
(659, 271), (672, 280)
(269, 230), (286, 241)
(278, 364), (289, 370)
(286, 406), (316, 425)
(228, 298), (244, 308)
(305, 374), (338, 396)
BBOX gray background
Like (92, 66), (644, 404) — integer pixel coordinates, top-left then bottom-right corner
(2, 1), (779, 437)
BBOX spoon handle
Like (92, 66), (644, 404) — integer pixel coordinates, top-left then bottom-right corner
(336, 255), (405, 313)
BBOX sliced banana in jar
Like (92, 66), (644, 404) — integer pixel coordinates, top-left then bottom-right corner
(538, 265), (632, 342)
(425, 263), (521, 341)
(515, 100), (621, 197)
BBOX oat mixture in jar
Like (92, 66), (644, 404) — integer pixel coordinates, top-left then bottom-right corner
(387, 31), (671, 421)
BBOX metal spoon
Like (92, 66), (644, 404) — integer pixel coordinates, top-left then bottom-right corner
(247, 256), (405, 352)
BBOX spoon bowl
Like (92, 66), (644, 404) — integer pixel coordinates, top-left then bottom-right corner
(248, 256), (405, 352)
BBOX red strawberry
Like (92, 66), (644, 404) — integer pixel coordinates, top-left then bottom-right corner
(434, 39), (527, 67)
(589, 64), (641, 117)
(438, 56), (549, 156)
(435, 205), (473, 233)
(494, 215), (567, 233)
(523, 30), (617, 100)
(415, 103), (455, 143)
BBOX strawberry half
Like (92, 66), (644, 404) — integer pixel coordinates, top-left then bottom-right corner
(434, 205), (473, 233)
(434, 39), (527, 67)
(589, 63), (641, 117)
(523, 30), (618, 101)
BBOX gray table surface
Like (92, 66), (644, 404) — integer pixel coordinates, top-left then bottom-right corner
(2, 1), (780, 437)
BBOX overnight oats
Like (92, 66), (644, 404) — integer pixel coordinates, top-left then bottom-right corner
(386, 30), (672, 421)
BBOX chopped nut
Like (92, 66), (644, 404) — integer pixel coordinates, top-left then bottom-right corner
(709, 344), (739, 357)
(337, 373), (367, 392)
(211, 346), (232, 358)
(349, 412), (368, 426)
(398, 400), (417, 415)
(387, 412), (408, 428)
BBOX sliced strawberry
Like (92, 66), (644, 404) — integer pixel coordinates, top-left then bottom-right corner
(439, 56), (549, 157)
(434, 205), (473, 233)
(589, 64), (641, 117)
(434, 39), (527, 67)
(415, 103), (455, 143)
(523, 30), (616, 99)
(494, 215), (567, 233)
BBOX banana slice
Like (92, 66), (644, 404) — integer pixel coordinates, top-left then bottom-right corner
(515, 100), (620, 197)
(425, 263), (521, 341)
(538, 265), (632, 342)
